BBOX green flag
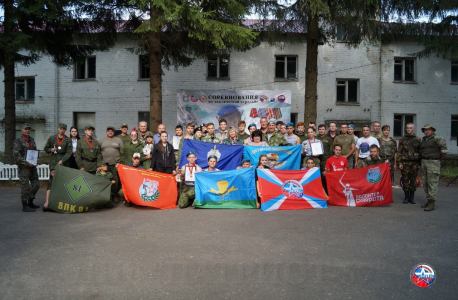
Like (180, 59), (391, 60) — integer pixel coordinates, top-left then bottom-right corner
(48, 165), (111, 213)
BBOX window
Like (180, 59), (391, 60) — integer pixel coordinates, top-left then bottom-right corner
(74, 57), (96, 79)
(275, 56), (297, 79)
(74, 112), (96, 137)
(452, 61), (458, 83)
(452, 115), (458, 139)
(336, 79), (359, 103)
(207, 55), (229, 79)
(15, 78), (35, 100)
(336, 26), (355, 42)
(139, 55), (150, 79)
(393, 114), (415, 137)
(394, 58), (415, 82)
(138, 111), (150, 131)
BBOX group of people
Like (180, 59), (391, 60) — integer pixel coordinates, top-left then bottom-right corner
(13, 117), (447, 212)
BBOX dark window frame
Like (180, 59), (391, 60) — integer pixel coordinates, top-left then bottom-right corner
(139, 55), (150, 79)
(74, 56), (96, 80)
(451, 115), (458, 139)
(393, 114), (415, 137)
(15, 77), (35, 101)
(451, 60), (458, 83)
(275, 55), (298, 81)
(394, 57), (416, 83)
(336, 79), (359, 104)
(206, 55), (230, 80)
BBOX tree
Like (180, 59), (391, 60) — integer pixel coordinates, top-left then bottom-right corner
(0, 0), (120, 163)
(255, 0), (457, 125)
(126, 0), (259, 132)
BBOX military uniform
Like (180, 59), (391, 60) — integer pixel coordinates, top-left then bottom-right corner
(120, 141), (146, 165)
(238, 132), (249, 141)
(398, 133), (422, 204)
(370, 132), (383, 139)
(178, 163), (202, 208)
(75, 135), (102, 174)
(138, 131), (153, 144)
(44, 133), (72, 168)
(262, 131), (290, 146)
(13, 125), (40, 211)
(362, 156), (385, 167)
(317, 134), (333, 171)
(116, 134), (131, 144)
(202, 133), (221, 144)
(378, 137), (397, 182)
(296, 131), (307, 144)
(215, 130), (228, 141)
(419, 125), (448, 211)
(96, 171), (113, 181)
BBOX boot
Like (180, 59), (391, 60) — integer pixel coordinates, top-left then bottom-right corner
(424, 201), (435, 211)
(403, 191), (410, 204)
(409, 191), (416, 204)
(22, 204), (35, 212)
(28, 198), (40, 209)
(421, 200), (430, 208)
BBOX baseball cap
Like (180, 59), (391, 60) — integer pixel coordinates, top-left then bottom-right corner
(21, 123), (32, 129)
(106, 126), (115, 131)
(58, 123), (67, 129)
(120, 123), (128, 128)
(98, 160), (108, 167)
(132, 153), (141, 158)
(85, 125), (95, 130)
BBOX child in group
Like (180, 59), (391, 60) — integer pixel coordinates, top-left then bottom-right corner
(42, 166), (56, 212)
(96, 161), (116, 208)
(142, 132), (154, 169)
(203, 155), (220, 171)
(301, 157), (316, 170)
(237, 159), (252, 169)
(325, 143), (349, 176)
(178, 151), (202, 208)
(256, 155), (270, 169)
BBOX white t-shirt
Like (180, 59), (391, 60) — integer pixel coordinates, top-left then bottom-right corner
(356, 136), (380, 158)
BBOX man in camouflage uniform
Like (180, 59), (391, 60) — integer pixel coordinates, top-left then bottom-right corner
(116, 123), (131, 144)
(138, 121), (153, 144)
(362, 145), (385, 167)
(370, 121), (383, 139)
(262, 119), (289, 146)
(398, 123), (421, 204)
(419, 124), (448, 211)
(202, 123), (221, 144)
(44, 123), (72, 168)
(296, 122), (307, 143)
(13, 123), (40, 212)
(317, 124), (333, 171)
(75, 125), (102, 174)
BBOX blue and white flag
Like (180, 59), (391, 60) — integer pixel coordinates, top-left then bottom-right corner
(243, 145), (302, 170)
(179, 139), (243, 170)
(195, 168), (257, 209)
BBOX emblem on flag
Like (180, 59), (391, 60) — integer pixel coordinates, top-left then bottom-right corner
(208, 181), (239, 200)
(207, 145), (221, 161)
(366, 167), (382, 184)
(139, 179), (160, 202)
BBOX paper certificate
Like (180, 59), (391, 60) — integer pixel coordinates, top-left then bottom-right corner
(185, 166), (196, 182)
(173, 136), (182, 150)
(26, 150), (39, 166)
(311, 142), (323, 156)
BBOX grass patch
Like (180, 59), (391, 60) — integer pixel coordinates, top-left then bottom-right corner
(441, 166), (458, 177)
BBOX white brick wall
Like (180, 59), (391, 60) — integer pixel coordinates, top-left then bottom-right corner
(1, 36), (456, 154)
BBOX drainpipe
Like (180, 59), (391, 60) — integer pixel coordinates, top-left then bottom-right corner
(54, 64), (60, 129)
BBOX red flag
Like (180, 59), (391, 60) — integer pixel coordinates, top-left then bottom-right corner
(118, 165), (177, 209)
(326, 163), (392, 207)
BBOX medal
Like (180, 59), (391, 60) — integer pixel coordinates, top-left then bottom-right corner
(84, 137), (94, 150)
(56, 134), (66, 149)
(187, 163), (195, 180)
(58, 146), (61, 150)
(22, 135), (33, 148)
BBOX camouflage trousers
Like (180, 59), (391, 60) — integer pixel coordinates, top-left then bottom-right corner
(401, 160), (420, 191)
(178, 184), (195, 208)
(356, 158), (365, 168)
(347, 156), (354, 170)
(18, 166), (40, 205)
(421, 160), (440, 201)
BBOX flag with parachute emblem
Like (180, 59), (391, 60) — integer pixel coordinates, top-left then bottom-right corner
(48, 165), (111, 213)
(195, 168), (257, 208)
(257, 167), (328, 211)
(118, 165), (177, 209)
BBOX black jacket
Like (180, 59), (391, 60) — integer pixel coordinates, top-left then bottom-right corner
(150, 142), (176, 169)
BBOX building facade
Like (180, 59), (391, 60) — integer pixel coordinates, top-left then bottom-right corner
(1, 35), (457, 154)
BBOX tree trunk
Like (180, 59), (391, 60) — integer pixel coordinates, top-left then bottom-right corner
(149, 9), (162, 133)
(304, 12), (319, 126)
(3, 0), (16, 164)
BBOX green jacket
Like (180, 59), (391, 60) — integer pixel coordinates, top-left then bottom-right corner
(238, 132), (249, 141)
(223, 137), (244, 145)
(120, 141), (146, 165)
(362, 157), (385, 167)
(262, 131), (290, 146)
(296, 131), (307, 144)
(44, 134), (72, 168)
(75, 137), (102, 172)
(377, 137), (397, 161)
(317, 134), (333, 161)
(116, 134), (131, 144)
(96, 171), (113, 181)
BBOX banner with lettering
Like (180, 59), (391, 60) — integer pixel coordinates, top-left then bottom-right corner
(118, 165), (177, 209)
(326, 163), (393, 207)
(48, 165), (111, 213)
(177, 90), (291, 130)
(243, 145), (302, 170)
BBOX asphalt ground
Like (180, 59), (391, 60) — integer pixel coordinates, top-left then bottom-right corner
(0, 182), (457, 300)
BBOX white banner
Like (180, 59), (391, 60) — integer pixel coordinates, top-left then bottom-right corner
(177, 90), (291, 130)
